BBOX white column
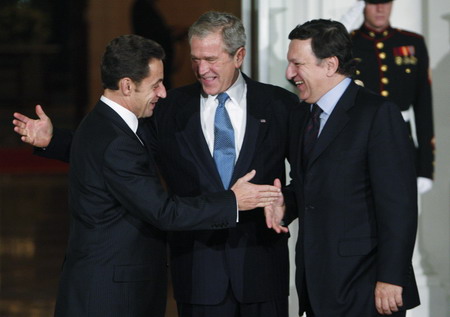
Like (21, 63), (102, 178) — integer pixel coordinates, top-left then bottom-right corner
(241, 0), (252, 76)
(390, 2), (448, 317)
(424, 3), (450, 316)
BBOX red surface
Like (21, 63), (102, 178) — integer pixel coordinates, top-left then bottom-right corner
(0, 148), (68, 174)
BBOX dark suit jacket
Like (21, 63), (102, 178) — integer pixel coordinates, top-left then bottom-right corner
(54, 101), (237, 316)
(284, 81), (420, 316)
(149, 74), (298, 305)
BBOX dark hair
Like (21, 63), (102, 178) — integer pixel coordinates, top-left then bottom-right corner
(101, 34), (165, 90)
(188, 11), (246, 56)
(288, 19), (356, 76)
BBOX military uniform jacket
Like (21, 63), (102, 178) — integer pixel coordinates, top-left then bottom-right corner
(351, 25), (434, 179)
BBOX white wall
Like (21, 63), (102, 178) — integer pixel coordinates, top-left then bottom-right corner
(421, 0), (450, 315)
(243, 0), (450, 316)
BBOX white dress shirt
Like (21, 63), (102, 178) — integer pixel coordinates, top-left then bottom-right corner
(101, 96), (240, 218)
(100, 95), (143, 145)
(200, 71), (247, 161)
(316, 77), (351, 135)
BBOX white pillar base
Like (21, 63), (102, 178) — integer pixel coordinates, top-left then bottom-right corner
(289, 286), (300, 317)
(407, 194), (447, 317)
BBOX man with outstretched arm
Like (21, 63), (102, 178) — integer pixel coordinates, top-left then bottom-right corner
(13, 34), (281, 317)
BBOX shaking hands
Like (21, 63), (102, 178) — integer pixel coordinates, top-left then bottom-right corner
(231, 171), (288, 233)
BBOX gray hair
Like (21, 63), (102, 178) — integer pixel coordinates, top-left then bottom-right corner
(188, 11), (246, 56)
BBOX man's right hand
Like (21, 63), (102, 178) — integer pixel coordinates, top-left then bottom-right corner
(231, 170), (281, 211)
(13, 105), (53, 148)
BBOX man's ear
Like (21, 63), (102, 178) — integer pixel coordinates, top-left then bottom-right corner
(119, 77), (133, 96)
(234, 47), (246, 68)
(326, 56), (339, 76)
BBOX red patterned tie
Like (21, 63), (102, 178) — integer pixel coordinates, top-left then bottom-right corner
(302, 104), (322, 169)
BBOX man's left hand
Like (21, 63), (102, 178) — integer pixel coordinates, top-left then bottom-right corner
(375, 281), (403, 315)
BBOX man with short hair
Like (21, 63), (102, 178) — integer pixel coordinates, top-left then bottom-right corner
(13, 34), (282, 317)
(282, 19), (420, 316)
(152, 11), (296, 317)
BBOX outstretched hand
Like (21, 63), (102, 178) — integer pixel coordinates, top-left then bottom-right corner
(231, 170), (281, 211)
(13, 105), (53, 148)
(264, 178), (289, 233)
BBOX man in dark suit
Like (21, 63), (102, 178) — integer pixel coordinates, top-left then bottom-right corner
(13, 12), (297, 317)
(281, 19), (420, 316)
(13, 34), (282, 317)
(149, 11), (297, 317)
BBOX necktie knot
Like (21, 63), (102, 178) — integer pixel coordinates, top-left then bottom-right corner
(311, 103), (322, 119)
(217, 92), (230, 107)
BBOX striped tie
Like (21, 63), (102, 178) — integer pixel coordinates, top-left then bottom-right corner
(302, 103), (322, 169)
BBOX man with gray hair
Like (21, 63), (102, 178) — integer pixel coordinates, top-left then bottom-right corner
(152, 11), (297, 317)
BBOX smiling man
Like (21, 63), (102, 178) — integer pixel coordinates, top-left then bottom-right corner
(12, 34), (284, 317)
(151, 11), (298, 317)
(12, 13), (298, 317)
(282, 19), (420, 316)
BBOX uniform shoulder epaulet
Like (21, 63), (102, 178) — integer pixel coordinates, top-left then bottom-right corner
(395, 28), (424, 40)
(350, 29), (360, 38)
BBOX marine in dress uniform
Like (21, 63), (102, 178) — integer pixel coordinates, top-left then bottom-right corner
(351, 0), (435, 187)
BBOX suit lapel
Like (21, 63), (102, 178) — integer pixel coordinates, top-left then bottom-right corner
(230, 75), (269, 185)
(294, 103), (310, 176)
(174, 75), (272, 189)
(96, 101), (141, 143)
(174, 86), (224, 189)
(307, 81), (359, 168)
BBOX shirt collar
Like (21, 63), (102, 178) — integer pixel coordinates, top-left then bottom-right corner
(225, 71), (245, 104)
(316, 77), (351, 115)
(100, 95), (139, 133)
(359, 24), (394, 39)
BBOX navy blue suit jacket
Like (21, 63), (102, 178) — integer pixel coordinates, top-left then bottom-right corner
(149, 74), (298, 305)
(53, 101), (237, 316)
(284, 81), (420, 316)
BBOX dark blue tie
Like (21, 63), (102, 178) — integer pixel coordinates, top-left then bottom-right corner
(136, 118), (146, 146)
(213, 92), (235, 189)
(302, 103), (322, 169)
